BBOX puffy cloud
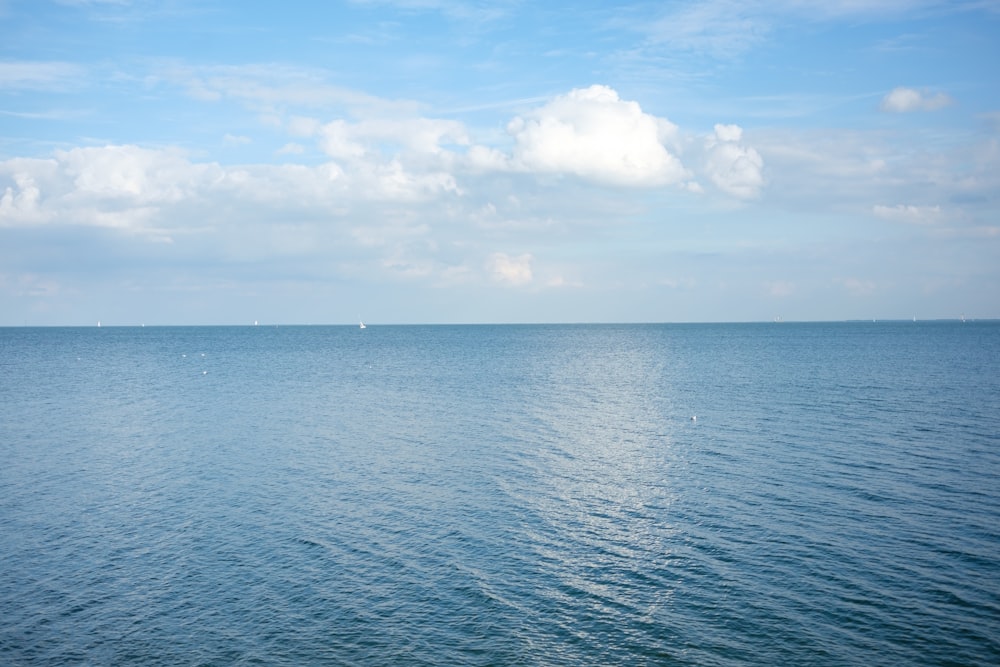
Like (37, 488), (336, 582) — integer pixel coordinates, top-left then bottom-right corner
(703, 124), (765, 198)
(873, 203), (942, 224)
(319, 120), (368, 160)
(880, 87), (953, 113)
(504, 85), (688, 187)
(350, 158), (461, 201)
(0, 173), (44, 224)
(487, 252), (533, 286)
(0, 147), (221, 239)
(0, 139), (464, 237)
(56, 145), (221, 205)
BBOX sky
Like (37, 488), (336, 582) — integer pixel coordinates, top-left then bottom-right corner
(1, 0), (998, 325)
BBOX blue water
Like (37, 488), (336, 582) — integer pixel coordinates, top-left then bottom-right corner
(1, 322), (998, 665)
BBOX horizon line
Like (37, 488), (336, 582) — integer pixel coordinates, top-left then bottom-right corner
(1, 317), (991, 328)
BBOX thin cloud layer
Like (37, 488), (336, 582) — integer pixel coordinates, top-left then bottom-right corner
(873, 203), (942, 224)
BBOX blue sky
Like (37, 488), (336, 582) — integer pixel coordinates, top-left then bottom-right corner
(1, 0), (998, 325)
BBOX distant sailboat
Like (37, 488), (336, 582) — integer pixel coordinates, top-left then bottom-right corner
(359, 319), (366, 329)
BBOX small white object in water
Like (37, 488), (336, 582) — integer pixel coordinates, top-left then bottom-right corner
(691, 415), (697, 422)
(202, 370), (207, 375)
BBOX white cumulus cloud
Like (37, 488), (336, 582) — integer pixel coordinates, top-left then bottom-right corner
(880, 87), (953, 113)
(703, 124), (765, 199)
(0, 173), (44, 224)
(505, 85), (688, 187)
(57, 145), (223, 205)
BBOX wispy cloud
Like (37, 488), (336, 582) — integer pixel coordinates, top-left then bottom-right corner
(0, 61), (84, 91)
(642, 0), (772, 59)
(880, 86), (953, 112)
(161, 63), (416, 116)
(873, 203), (942, 224)
(0, 108), (88, 120)
(54, 0), (131, 6)
(630, 0), (975, 61)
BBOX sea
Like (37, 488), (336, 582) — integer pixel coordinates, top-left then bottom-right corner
(1, 322), (998, 666)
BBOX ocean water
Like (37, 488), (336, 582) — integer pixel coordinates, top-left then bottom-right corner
(1, 322), (998, 666)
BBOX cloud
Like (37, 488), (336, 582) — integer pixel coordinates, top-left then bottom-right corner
(0, 146), (212, 236)
(0, 137), (466, 255)
(0, 61), (83, 90)
(487, 252), (533, 286)
(164, 64), (415, 116)
(57, 145), (217, 204)
(643, 1), (771, 58)
(54, 0), (130, 5)
(880, 87), (953, 112)
(873, 203), (942, 224)
(0, 172), (44, 224)
(504, 85), (689, 187)
(318, 120), (368, 160)
(163, 77), (761, 199)
(316, 117), (469, 162)
(703, 124), (765, 198)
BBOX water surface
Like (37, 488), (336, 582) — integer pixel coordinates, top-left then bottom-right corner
(1, 322), (998, 665)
